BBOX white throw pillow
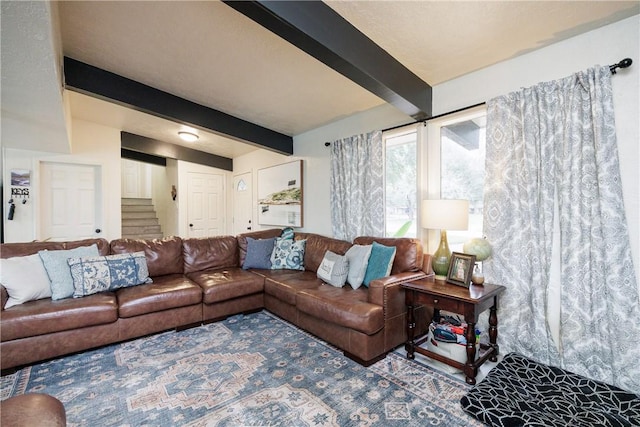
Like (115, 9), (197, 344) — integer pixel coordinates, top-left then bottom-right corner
(317, 250), (349, 287)
(345, 244), (372, 290)
(0, 254), (52, 308)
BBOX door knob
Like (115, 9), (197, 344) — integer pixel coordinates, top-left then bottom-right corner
(189, 223), (193, 227)
(247, 227), (252, 230)
(95, 228), (101, 234)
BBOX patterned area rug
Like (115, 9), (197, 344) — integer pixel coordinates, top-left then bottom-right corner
(1, 311), (482, 426)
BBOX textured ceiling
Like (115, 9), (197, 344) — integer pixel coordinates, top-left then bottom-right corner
(4, 1), (639, 158)
(328, 1), (640, 85)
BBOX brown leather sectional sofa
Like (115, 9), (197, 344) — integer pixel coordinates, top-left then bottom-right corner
(0, 229), (432, 372)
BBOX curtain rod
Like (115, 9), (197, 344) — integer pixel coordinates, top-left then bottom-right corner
(382, 57), (633, 134)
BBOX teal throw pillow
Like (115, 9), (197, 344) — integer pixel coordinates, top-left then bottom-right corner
(68, 251), (153, 297)
(270, 238), (306, 270)
(242, 237), (276, 270)
(362, 242), (396, 287)
(39, 244), (100, 300)
(280, 227), (294, 240)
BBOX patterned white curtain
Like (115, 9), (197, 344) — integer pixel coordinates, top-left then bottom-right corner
(330, 130), (384, 241)
(484, 66), (640, 393)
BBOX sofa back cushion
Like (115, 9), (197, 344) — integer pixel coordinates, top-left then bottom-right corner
(110, 236), (183, 276)
(236, 229), (282, 266)
(182, 236), (239, 274)
(0, 238), (109, 259)
(65, 238), (110, 256)
(353, 236), (423, 274)
(298, 233), (352, 273)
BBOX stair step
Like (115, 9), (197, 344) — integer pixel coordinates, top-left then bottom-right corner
(122, 205), (156, 213)
(122, 225), (162, 234)
(122, 198), (153, 206)
(122, 218), (160, 227)
(122, 233), (164, 241)
(122, 211), (159, 219)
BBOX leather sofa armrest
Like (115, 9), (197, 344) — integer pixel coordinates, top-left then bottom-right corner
(0, 393), (66, 427)
(421, 253), (434, 275)
(368, 271), (427, 320)
(1, 284), (7, 311)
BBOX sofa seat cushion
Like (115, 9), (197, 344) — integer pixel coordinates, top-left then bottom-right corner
(296, 286), (383, 335)
(187, 268), (264, 304)
(263, 271), (322, 305)
(116, 274), (202, 318)
(1, 293), (118, 342)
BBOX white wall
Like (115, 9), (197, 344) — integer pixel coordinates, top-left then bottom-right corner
(2, 118), (122, 242)
(232, 149), (291, 232)
(151, 163), (172, 236)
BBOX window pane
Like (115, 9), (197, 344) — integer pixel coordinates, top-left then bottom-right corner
(385, 132), (417, 238)
(441, 116), (486, 249)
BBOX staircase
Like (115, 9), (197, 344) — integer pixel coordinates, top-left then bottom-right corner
(121, 198), (164, 240)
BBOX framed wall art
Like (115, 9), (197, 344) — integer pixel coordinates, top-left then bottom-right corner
(446, 252), (477, 287)
(257, 160), (303, 227)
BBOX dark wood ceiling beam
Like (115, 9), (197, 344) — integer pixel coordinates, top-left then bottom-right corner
(121, 132), (233, 171)
(64, 57), (293, 155)
(224, 0), (432, 120)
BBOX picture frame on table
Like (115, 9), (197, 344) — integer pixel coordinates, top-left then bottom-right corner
(446, 252), (476, 287)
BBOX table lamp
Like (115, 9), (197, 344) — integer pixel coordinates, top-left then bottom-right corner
(422, 199), (469, 280)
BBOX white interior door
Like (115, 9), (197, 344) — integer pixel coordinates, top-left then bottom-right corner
(233, 172), (253, 235)
(121, 159), (151, 198)
(187, 171), (224, 237)
(40, 162), (101, 241)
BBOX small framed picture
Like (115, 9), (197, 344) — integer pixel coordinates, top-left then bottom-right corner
(446, 252), (477, 287)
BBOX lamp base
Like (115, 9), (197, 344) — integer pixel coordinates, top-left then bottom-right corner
(432, 230), (451, 279)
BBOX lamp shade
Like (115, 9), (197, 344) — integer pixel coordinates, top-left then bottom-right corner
(421, 199), (469, 231)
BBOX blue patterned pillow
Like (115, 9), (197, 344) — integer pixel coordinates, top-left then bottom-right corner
(243, 237), (276, 270)
(39, 244), (100, 300)
(270, 238), (306, 270)
(68, 252), (153, 297)
(362, 242), (396, 287)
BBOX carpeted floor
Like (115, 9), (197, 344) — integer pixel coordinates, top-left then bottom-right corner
(1, 310), (482, 426)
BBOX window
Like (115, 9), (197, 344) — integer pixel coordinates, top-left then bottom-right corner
(383, 128), (418, 238)
(423, 106), (487, 253)
(383, 107), (486, 247)
(440, 114), (486, 249)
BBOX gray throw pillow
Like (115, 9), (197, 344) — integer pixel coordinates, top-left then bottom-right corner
(242, 237), (276, 270)
(39, 244), (100, 300)
(317, 250), (349, 287)
(345, 244), (372, 290)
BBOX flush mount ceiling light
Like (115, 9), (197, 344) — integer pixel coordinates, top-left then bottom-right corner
(178, 131), (199, 142)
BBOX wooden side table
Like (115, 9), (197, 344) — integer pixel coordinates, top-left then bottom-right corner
(402, 277), (506, 385)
